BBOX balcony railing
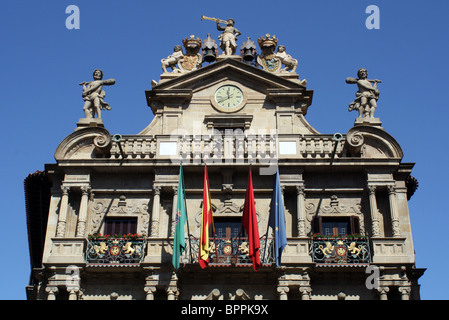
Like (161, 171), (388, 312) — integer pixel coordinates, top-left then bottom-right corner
(310, 236), (371, 265)
(181, 235), (275, 266)
(86, 238), (146, 265)
(109, 134), (346, 161)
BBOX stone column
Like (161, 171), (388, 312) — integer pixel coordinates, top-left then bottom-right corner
(299, 271), (312, 300)
(45, 286), (59, 300)
(378, 287), (389, 300)
(68, 287), (79, 300)
(299, 287), (312, 300)
(76, 185), (91, 237)
(296, 185), (306, 237)
(170, 186), (178, 237)
(277, 287), (289, 300)
(144, 286), (157, 300)
(368, 185), (381, 237)
(56, 186), (70, 237)
(398, 286), (411, 300)
(387, 186), (401, 237)
(167, 287), (178, 300)
(151, 186), (161, 237)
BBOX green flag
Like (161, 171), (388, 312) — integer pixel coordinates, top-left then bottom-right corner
(172, 164), (188, 270)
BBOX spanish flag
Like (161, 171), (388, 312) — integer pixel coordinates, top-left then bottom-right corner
(199, 165), (214, 268)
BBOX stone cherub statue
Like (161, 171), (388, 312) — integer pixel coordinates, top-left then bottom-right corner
(80, 69), (115, 119)
(346, 68), (382, 118)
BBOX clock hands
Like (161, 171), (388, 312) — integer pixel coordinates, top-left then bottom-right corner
(217, 94), (234, 104)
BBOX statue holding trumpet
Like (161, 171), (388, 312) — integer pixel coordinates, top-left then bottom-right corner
(201, 15), (241, 56)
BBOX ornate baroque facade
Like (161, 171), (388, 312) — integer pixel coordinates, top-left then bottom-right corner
(25, 20), (424, 300)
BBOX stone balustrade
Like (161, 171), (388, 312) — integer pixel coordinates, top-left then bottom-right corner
(109, 134), (346, 162)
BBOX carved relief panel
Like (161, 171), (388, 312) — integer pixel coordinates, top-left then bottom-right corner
(89, 194), (150, 236)
(305, 195), (366, 236)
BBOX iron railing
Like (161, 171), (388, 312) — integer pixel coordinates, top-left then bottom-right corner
(86, 238), (146, 264)
(310, 237), (371, 264)
(181, 235), (275, 266)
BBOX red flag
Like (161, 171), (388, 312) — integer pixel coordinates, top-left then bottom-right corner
(241, 169), (261, 271)
(199, 166), (214, 268)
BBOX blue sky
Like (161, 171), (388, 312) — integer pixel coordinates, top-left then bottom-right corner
(1, 0), (448, 300)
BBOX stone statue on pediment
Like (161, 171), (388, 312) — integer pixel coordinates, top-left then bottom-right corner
(201, 15), (241, 56)
(276, 45), (298, 73)
(161, 45), (184, 74)
(216, 18), (241, 56)
(80, 69), (115, 119)
(346, 68), (382, 119)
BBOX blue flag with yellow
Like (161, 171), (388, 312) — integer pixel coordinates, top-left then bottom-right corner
(268, 170), (287, 267)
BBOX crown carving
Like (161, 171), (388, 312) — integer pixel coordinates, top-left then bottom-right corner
(258, 33), (278, 48)
(183, 35), (202, 49)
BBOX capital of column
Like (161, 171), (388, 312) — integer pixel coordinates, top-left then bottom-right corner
(387, 185), (397, 195)
(296, 185), (305, 195)
(80, 185), (91, 195)
(367, 185), (377, 194)
(144, 286), (157, 300)
(377, 286), (389, 300)
(398, 286), (411, 300)
(45, 286), (59, 300)
(277, 286), (289, 300)
(61, 185), (70, 195)
(153, 186), (161, 195)
(299, 286), (312, 300)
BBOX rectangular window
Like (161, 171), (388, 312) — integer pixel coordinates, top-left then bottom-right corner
(214, 218), (245, 239)
(314, 216), (360, 236)
(104, 217), (137, 236)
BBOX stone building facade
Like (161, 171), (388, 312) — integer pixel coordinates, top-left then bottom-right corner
(25, 28), (424, 300)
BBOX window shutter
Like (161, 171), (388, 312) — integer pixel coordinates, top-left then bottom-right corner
(350, 216), (360, 235)
(313, 216), (322, 234)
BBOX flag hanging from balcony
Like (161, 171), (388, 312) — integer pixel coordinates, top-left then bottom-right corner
(199, 165), (214, 268)
(268, 169), (287, 267)
(242, 168), (261, 271)
(172, 164), (189, 270)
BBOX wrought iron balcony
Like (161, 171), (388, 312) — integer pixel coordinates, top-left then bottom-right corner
(310, 236), (371, 265)
(181, 235), (275, 266)
(86, 237), (146, 265)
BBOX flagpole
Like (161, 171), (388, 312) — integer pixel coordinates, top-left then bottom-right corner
(182, 164), (193, 264)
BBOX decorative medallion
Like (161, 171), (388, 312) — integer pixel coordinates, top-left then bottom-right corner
(110, 245), (121, 256)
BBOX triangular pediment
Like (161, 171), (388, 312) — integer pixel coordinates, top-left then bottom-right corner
(146, 58), (313, 107)
(141, 58), (317, 136)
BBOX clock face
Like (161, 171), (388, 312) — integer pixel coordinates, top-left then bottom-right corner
(214, 85), (244, 109)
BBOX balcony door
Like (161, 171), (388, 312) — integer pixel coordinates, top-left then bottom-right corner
(314, 216), (360, 236)
(104, 217), (137, 236)
(214, 218), (246, 239)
